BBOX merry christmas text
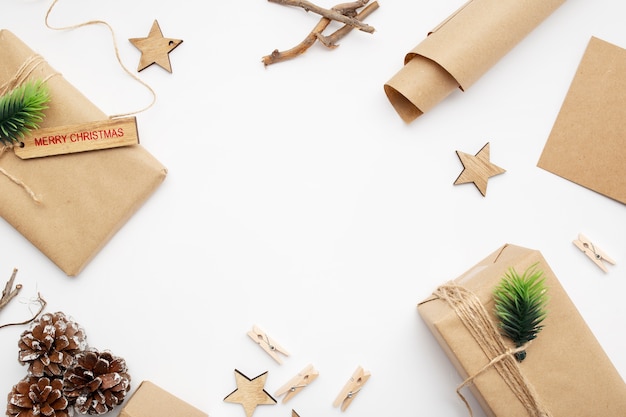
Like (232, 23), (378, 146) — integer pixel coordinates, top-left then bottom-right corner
(33, 128), (125, 146)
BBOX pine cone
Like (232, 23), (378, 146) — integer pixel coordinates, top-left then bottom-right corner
(6, 375), (72, 417)
(63, 348), (131, 415)
(18, 311), (87, 377)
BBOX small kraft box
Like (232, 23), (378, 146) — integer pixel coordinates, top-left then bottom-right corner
(119, 381), (207, 417)
(417, 243), (626, 416)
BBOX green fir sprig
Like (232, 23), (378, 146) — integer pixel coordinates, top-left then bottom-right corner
(0, 80), (50, 145)
(493, 263), (549, 362)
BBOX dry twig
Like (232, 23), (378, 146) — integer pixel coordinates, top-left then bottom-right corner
(0, 268), (21, 311)
(263, 0), (379, 66)
(331, 0), (369, 16)
(317, 1), (379, 48)
(263, 17), (332, 66)
(0, 268), (47, 330)
(267, 0), (375, 33)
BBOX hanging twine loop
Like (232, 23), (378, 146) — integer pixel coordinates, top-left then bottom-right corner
(45, 0), (156, 119)
(433, 284), (553, 417)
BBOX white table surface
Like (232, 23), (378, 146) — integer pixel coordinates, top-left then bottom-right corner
(1, 1), (625, 416)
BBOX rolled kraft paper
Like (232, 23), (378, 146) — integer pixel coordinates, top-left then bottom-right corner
(384, 0), (566, 123)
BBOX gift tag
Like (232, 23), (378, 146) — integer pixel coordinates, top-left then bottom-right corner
(14, 117), (139, 159)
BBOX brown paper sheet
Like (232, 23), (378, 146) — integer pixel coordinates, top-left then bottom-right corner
(119, 381), (207, 417)
(384, 0), (565, 123)
(537, 37), (626, 204)
(418, 244), (626, 417)
(0, 30), (167, 276)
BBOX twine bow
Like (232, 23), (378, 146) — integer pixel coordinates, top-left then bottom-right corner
(434, 284), (553, 417)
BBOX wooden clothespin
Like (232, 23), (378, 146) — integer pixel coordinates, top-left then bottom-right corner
(333, 366), (370, 411)
(573, 233), (616, 272)
(247, 325), (289, 364)
(275, 364), (319, 403)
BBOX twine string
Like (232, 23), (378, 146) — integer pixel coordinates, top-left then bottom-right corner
(434, 284), (552, 417)
(0, 55), (56, 96)
(0, 52), (57, 204)
(0, 292), (47, 330)
(0, 154), (41, 204)
(45, 0), (156, 118)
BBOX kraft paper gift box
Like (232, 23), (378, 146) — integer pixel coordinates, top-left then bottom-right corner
(417, 244), (626, 416)
(119, 381), (207, 417)
(0, 30), (167, 276)
(538, 37), (626, 204)
(384, 0), (565, 123)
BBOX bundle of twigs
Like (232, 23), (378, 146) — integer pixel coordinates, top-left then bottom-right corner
(263, 0), (379, 66)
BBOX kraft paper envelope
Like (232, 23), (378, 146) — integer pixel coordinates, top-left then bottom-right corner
(538, 37), (626, 204)
(0, 30), (167, 276)
(384, 0), (565, 123)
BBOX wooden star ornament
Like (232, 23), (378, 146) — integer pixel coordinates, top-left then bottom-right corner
(129, 20), (182, 72)
(454, 142), (505, 196)
(224, 370), (277, 417)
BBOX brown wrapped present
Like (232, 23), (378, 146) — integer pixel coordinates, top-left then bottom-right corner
(119, 381), (207, 417)
(0, 30), (167, 276)
(418, 244), (626, 416)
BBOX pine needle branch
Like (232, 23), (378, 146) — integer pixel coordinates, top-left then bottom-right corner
(0, 80), (50, 145)
(493, 263), (549, 361)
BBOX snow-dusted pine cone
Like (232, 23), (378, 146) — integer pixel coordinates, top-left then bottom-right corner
(63, 348), (131, 415)
(6, 375), (72, 417)
(18, 311), (87, 377)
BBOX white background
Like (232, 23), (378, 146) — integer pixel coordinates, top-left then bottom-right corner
(1, 1), (625, 416)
